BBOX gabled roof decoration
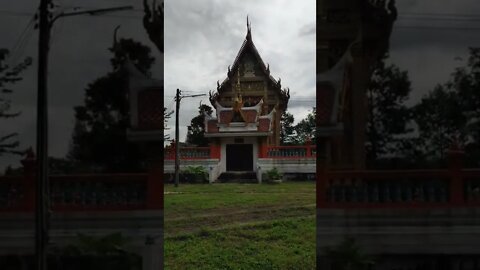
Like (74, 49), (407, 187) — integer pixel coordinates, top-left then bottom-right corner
(217, 18), (288, 90)
(209, 18), (290, 109)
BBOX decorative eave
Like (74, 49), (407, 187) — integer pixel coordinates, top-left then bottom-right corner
(204, 98), (276, 136)
(209, 18), (290, 108)
(360, 0), (397, 61)
(317, 42), (354, 125)
(214, 99), (263, 124)
(258, 107), (275, 132)
(125, 58), (163, 141)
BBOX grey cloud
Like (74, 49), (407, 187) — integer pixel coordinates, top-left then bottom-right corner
(0, 0), (161, 171)
(299, 23), (315, 36)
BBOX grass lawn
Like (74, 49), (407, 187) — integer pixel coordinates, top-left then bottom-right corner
(164, 182), (316, 270)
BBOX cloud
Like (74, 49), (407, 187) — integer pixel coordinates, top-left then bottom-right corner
(383, 0), (480, 105)
(0, 0), (162, 170)
(299, 23), (316, 37)
(164, 0), (316, 143)
(2, 0), (479, 171)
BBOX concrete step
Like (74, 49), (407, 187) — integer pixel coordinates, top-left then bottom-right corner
(217, 171), (257, 183)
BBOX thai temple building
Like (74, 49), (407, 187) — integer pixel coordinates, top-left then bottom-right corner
(317, 1), (480, 269)
(316, 0), (397, 170)
(164, 19), (316, 182)
(204, 19), (290, 174)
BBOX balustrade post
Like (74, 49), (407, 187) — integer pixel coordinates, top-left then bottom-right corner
(259, 142), (268, 158)
(216, 144), (221, 159)
(21, 148), (36, 211)
(210, 144), (220, 159)
(306, 138), (312, 158)
(317, 154), (328, 207)
(171, 140), (176, 160)
(146, 159), (163, 209)
(165, 144), (173, 160)
(448, 141), (465, 204)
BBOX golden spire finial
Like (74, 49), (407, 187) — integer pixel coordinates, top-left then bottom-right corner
(246, 15), (252, 40)
(236, 69), (241, 92)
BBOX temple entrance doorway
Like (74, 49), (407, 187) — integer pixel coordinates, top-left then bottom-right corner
(226, 144), (253, 171)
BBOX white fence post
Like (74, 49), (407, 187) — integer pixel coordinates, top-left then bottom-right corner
(257, 166), (262, 184)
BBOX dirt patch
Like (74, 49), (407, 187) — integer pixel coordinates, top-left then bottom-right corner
(164, 204), (315, 237)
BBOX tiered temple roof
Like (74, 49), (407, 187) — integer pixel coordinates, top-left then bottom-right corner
(206, 18), (289, 141)
(209, 19), (289, 111)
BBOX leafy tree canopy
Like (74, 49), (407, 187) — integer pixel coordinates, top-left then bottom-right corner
(280, 111), (296, 145)
(365, 55), (413, 162)
(294, 107), (316, 144)
(0, 49), (31, 156)
(68, 39), (155, 172)
(185, 104), (213, 146)
(413, 47), (480, 166)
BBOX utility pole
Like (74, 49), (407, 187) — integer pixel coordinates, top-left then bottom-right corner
(174, 89), (206, 187)
(35, 3), (132, 269)
(175, 89), (180, 187)
(36, 1), (49, 269)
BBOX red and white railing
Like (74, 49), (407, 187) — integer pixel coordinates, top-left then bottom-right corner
(317, 149), (480, 208)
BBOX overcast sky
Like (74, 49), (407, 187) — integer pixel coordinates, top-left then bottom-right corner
(164, 0), (316, 143)
(0, 0), (160, 171)
(389, 0), (480, 104)
(0, 0), (480, 172)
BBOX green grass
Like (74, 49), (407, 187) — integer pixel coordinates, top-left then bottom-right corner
(164, 182), (316, 270)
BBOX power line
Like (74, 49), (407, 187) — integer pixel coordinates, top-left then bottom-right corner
(401, 12), (480, 18)
(9, 14), (36, 66)
(3, 8), (480, 19)
(0, 9), (142, 18)
(399, 16), (480, 22)
(165, 97), (176, 113)
(395, 25), (480, 31)
(0, 10), (34, 17)
(3, 8), (480, 21)
(165, 95), (316, 101)
(9, 14), (35, 51)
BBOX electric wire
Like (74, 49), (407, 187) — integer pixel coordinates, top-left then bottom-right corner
(4, 8), (480, 31)
(8, 14), (36, 67)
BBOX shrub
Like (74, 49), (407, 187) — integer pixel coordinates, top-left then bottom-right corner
(266, 167), (282, 182)
(181, 166), (208, 183)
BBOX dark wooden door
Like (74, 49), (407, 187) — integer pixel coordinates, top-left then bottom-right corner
(226, 144), (253, 171)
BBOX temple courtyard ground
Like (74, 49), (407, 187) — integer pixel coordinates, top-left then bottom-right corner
(163, 182), (315, 270)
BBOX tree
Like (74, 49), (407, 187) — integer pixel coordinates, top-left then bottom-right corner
(68, 39), (155, 172)
(295, 107), (316, 144)
(280, 111), (295, 145)
(445, 48), (480, 166)
(414, 86), (465, 162)
(413, 47), (480, 166)
(185, 104), (213, 146)
(164, 107), (173, 141)
(365, 56), (413, 161)
(0, 49), (31, 156)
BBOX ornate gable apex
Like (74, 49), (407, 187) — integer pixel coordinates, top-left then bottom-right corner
(230, 21), (269, 78)
(218, 18), (282, 91)
(209, 18), (291, 110)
